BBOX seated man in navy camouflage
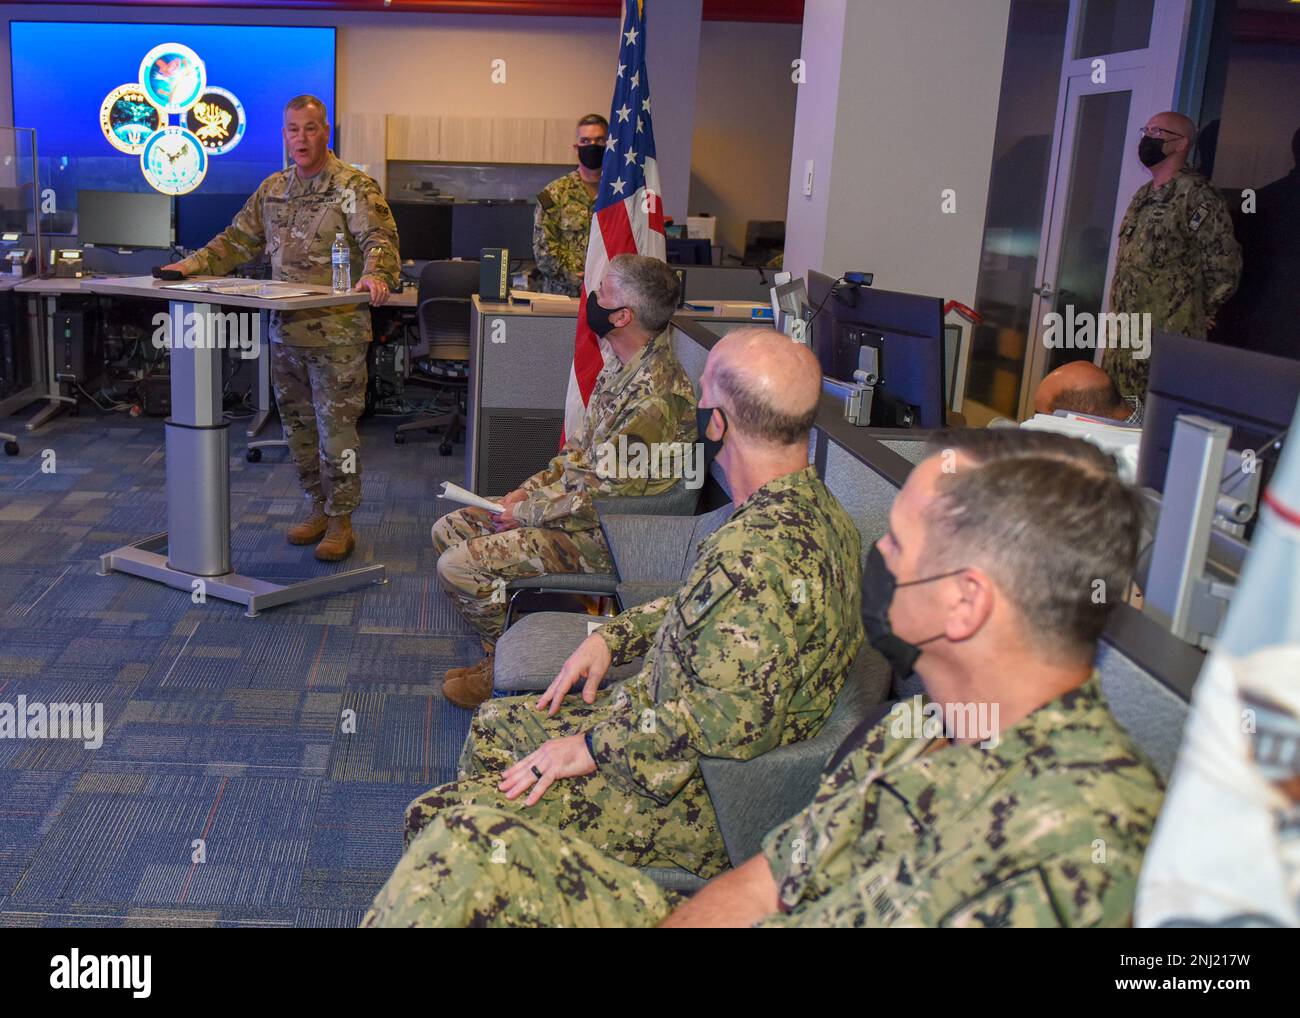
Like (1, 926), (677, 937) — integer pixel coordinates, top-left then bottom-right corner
(364, 429), (1165, 927)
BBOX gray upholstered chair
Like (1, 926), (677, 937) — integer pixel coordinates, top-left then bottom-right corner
(502, 497), (725, 630)
(491, 506), (894, 894)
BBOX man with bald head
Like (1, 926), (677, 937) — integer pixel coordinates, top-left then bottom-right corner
(1034, 360), (1142, 425)
(1103, 110), (1240, 400)
(366, 329), (864, 923)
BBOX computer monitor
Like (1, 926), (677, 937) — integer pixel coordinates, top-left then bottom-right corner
(175, 192), (250, 251)
(77, 190), (172, 249)
(451, 201), (534, 261)
(807, 269), (946, 429)
(667, 237), (710, 265)
(391, 200), (453, 261)
(1137, 331), (1300, 495)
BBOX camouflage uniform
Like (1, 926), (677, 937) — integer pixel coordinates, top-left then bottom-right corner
(409, 465), (865, 881)
(1103, 168), (1241, 400)
(363, 674), (1163, 927)
(177, 151), (400, 515)
(531, 170), (594, 296)
(432, 329), (695, 644)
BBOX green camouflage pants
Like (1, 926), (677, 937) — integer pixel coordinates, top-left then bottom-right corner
(362, 805), (678, 927)
(432, 507), (613, 645)
(402, 689), (731, 877)
(271, 341), (368, 516)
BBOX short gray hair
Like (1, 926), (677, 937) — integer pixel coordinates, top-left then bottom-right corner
(605, 254), (680, 334)
(921, 429), (1143, 663)
(284, 94), (328, 125)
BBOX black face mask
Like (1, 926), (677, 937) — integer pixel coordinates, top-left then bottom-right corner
(577, 143), (606, 170)
(861, 544), (965, 684)
(1138, 135), (1168, 168)
(586, 291), (627, 339)
(696, 405), (727, 470)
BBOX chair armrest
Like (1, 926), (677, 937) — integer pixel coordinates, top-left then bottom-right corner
(505, 573), (619, 596)
(502, 573), (619, 631)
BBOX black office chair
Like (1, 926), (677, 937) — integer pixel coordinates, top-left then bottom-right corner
(395, 259), (479, 455)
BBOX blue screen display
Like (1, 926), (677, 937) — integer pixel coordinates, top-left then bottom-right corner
(10, 21), (336, 208)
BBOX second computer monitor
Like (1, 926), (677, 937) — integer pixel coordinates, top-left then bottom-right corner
(391, 200), (453, 261)
(807, 269), (946, 429)
(1138, 331), (1300, 495)
(451, 201), (533, 261)
(77, 189), (172, 249)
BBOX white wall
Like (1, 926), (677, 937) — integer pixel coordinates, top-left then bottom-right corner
(782, 0), (847, 279)
(785, 0), (1012, 305)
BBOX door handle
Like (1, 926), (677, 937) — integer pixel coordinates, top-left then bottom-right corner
(1032, 283), (1076, 302)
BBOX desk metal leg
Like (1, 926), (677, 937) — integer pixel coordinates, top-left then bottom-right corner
(245, 311), (274, 439)
(99, 299), (386, 615)
(24, 294), (76, 432)
(245, 311), (287, 462)
(98, 532), (386, 617)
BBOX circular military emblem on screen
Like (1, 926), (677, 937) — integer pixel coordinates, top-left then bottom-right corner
(185, 86), (246, 155)
(99, 84), (163, 154)
(140, 126), (208, 195)
(138, 42), (206, 114)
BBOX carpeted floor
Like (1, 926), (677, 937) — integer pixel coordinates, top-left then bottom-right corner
(0, 401), (478, 926)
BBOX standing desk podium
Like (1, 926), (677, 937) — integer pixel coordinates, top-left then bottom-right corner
(82, 275), (386, 617)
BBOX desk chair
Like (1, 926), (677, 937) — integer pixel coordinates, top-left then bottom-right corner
(500, 481), (705, 630)
(395, 259), (478, 455)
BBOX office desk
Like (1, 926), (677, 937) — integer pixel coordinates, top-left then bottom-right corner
(388, 286), (418, 309)
(2, 276), (81, 430)
(83, 275), (386, 617)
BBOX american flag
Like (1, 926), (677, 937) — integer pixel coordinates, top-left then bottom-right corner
(563, 0), (666, 441)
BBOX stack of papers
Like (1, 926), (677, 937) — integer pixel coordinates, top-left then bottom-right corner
(162, 279), (319, 300)
(437, 481), (503, 514)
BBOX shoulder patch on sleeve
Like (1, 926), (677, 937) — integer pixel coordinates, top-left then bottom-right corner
(677, 563), (738, 631)
(939, 867), (1065, 928)
(537, 190), (555, 211)
(1188, 201), (1211, 232)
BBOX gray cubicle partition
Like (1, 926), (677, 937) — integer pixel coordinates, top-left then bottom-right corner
(468, 299), (572, 495)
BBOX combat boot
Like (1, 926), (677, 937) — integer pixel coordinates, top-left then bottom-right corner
(443, 653), (494, 709)
(287, 503), (328, 546)
(314, 514), (355, 561)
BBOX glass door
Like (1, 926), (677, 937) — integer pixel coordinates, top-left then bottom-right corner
(1018, 0), (1195, 419)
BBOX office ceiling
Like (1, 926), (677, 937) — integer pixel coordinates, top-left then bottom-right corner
(3, 0), (806, 24)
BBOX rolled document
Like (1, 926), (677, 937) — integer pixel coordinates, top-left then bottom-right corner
(437, 481), (504, 515)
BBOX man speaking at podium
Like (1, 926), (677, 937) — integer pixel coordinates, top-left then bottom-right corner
(162, 94), (400, 562)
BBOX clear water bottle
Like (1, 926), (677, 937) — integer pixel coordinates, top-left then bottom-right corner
(331, 232), (351, 294)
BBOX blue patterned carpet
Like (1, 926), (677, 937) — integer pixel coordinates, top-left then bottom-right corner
(0, 404), (477, 927)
